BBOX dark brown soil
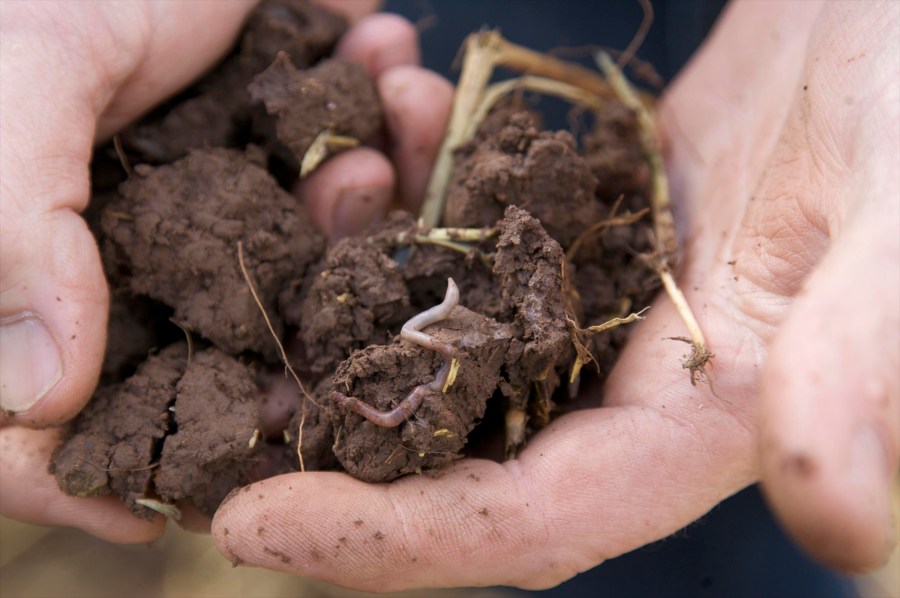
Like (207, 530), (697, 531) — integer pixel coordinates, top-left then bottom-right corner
(292, 235), (411, 375)
(154, 349), (262, 517)
(249, 55), (382, 166)
(121, 0), (347, 165)
(52, 345), (186, 518)
(331, 305), (514, 482)
(53, 345), (269, 518)
(52, 1), (660, 518)
(101, 146), (323, 356)
(443, 111), (599, 248)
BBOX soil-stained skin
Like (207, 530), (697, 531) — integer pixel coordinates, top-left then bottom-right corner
(102, 147), (324, 356)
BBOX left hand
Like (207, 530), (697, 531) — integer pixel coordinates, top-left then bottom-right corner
(0, 0), (451, 542)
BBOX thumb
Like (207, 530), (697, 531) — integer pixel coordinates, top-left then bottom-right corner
(0, 2), (253, 426)
(0, 38), (105, 425)
(759, 194), (900, 571)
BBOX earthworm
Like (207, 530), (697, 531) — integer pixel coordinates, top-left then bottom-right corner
(330, 278), (459, 427)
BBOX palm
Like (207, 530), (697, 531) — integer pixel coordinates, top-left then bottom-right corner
(211, 1), (899, 590)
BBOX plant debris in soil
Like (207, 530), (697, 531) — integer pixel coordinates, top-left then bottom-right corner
(52, 0), (677, 520)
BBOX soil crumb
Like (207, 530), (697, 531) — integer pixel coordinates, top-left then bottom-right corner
(155, 348), (263, 516)
(102, 147), (324, 356)
(52, 345), (187, 519)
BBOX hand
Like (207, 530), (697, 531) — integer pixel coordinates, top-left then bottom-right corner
(211, 0), (898, 589)
(0, 0), (452, 542)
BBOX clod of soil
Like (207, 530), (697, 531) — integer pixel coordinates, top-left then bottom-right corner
(293, 236), (411, 376)
(582, 100), (650, 201)
(121, 0), (347, 164)
(330, 306), (514, 482)
(52, 345), (186, 518)
(53, 344), (281, 519)
(325, 205), (574, 481)
(102, 147), (323, 356)
(249, 55), (383, 165)
(154, 349), (262, 517)
(443, 111), (599, 248)
(491, 205), (574, 423)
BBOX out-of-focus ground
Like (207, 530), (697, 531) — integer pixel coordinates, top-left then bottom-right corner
(1, 498), (897, 598)
(0, 517), (513, 598)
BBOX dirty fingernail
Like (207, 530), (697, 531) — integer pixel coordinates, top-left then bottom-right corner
(0, 312), (63, 412)
(332, 186), (391, 241)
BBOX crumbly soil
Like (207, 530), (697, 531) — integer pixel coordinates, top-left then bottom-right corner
(249, 55), (382, 166)
(52, 0), (660, 516)
(443, 111), (599, 248)
(101, 146), (323, 356)
(51, 345), (185, 516)
(154, 349), (263, 517)
(331, 306), (514, 482)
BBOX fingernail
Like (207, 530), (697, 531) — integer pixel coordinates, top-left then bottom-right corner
(332, 186), (390, 241)
(0, 312), (62, 412)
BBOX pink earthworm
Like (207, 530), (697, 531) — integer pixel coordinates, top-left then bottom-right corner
(330, 278), (459, 427)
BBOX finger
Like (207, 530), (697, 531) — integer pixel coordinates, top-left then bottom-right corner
(0, 83), (106, 426)
(0, 427), (165, 543)
(335, 13), (421, 77)
(298, 147), (395, 241)
(315, 0), (381, 25)
(95, 1), (258, 138)
(213, 300), (758, 591)
(378, 66), (453, 212)
(213, 411), (753, 590)
(300, 67), (452, 235)
(760, 198), (900, 572)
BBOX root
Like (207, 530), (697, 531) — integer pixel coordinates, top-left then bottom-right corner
(566, 308), (649, 384)
(135, 498), (181, 521)
(617, 0), (654, 69)
(168, 318), (194, 365)
(112, 134), (132, 177)
(596, 52), (714, 384)
(566, 196), (650, 261)
(237, 240), (313, 472)
(300, 131), (359, 178)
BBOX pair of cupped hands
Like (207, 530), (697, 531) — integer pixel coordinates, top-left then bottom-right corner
(1, 0), (897, 591)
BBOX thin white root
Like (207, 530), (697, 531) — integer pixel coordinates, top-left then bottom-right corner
(237, 240), (312, 472)
(135, 498), (182, 521)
